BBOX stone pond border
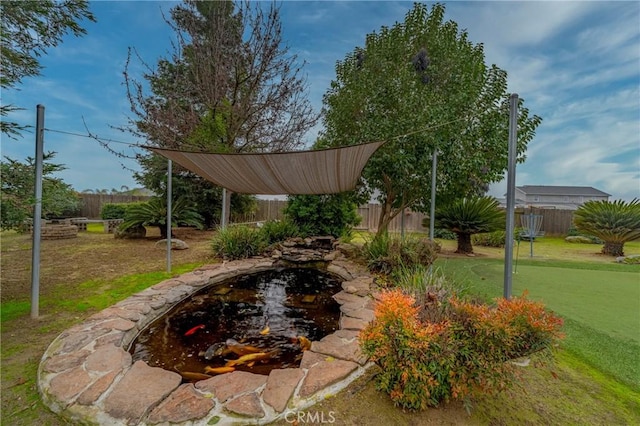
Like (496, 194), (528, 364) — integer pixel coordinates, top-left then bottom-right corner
(38, 254), (377, 425)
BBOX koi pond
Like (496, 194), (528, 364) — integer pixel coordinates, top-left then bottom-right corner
(128, 268), (342, 378)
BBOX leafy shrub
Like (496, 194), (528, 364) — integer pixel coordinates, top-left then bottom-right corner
(100, 203), (129, 220)
(258, 219), (300, 245)
(621, 255), (640, 265)
(360, 289), (564, 410)
(472, 230), (506, 247)
(566, 226), (602, 244)
(212, 225), (267, 259)
(564, 235), (594, 244)
(361, 233), (440, 275)
(433, 228), (457, 240)
(1, 153), (80, 231)
(284, 194), (360, 238)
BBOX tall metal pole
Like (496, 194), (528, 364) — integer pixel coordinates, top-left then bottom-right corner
(429, 149), (438, 240)
(529, 211), (534, 257)
(503, 94), (519, 299)
(221, 188), (228, 229)
(166, 159), (172, 273)
(31, 105), (45, 319)
(428, 149), (438, 275)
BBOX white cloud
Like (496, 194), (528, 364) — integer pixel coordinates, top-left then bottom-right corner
(4, 1), (638, 200)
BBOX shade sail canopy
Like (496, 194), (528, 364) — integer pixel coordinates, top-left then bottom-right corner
(147, 141), (384, 195)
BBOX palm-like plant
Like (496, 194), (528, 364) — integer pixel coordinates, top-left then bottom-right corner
(427, 196), (505, 254)
(120, 197), (204, 238)
(573, 198), (640, 256)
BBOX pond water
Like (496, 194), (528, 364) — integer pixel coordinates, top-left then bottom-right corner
(129, 268), (342, 378)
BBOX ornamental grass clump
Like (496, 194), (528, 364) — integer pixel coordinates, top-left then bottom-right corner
(211, 225), (267, 259)
(361, 233), (440, 275)
(258, 219), (300, 245)
(360, 289), (564, 410)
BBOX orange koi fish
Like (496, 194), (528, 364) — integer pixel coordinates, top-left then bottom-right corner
(174, 369), (212, 382)
(225, 350), (280, 367)
(297, 336), (312, 351)
(259, 325), (270, 335)
(225, 338), (263, 356)
(184, 324), (205, 336)
(204, 366), (236, 375)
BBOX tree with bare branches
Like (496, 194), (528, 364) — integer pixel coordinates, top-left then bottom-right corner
(116, 0), (318, 226)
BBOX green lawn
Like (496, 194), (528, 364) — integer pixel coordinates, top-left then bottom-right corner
(436, 256), (640, 390)
(86, 222), (105, 233)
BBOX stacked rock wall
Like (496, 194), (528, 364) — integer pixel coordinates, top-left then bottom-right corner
(40, 225), (78, 240)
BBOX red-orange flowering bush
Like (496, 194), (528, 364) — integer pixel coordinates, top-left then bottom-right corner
(360, 289), (564, 410)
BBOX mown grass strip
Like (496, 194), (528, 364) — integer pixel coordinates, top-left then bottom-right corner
(0, 262), (205, 323)
(561, 318), (640, 390)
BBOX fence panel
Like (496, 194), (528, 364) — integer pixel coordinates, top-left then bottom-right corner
(515, 208), (574, 236)
(356, 204), (574, 236)
(78, 194), (151, 218)
(78, 196), (575, 235)
(232, 199), (287, 224)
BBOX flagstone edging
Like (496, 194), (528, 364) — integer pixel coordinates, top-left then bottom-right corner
(38, 254), (376, 425)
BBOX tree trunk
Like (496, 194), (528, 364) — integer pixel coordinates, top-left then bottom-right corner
(456, 233), (473, 254)
(601, 241), (624, 257)
(159, 225), (175, 239)
(376, 198), (395, 238)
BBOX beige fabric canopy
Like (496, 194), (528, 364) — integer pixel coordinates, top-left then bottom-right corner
(147, 141), (384, 195)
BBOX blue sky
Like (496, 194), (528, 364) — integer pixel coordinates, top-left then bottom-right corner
(3, 1), (639, 201)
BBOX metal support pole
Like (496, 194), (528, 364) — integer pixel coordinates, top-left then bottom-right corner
(31, 105), (45, 319)
(429, 149), (438, 240)
(428, 149), (438, 275)
(529, 211), (534, 257)
(221, 188), (228, 229)
(503, 94), (519, 299)
(166, 159), (172, 273)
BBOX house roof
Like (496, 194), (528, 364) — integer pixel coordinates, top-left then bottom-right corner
(516, 185), (611, 197)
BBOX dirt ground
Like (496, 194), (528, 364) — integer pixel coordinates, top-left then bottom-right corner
(1, 227), (216, 302)
(0, 228), (217, 425)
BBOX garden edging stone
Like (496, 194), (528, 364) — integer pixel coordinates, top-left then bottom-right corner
(38, 250), (376, 425)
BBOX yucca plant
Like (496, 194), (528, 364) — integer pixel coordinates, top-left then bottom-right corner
(120, 197), (204, 238)
(428, 196), (505, 254)
(573, 198), (640, 256)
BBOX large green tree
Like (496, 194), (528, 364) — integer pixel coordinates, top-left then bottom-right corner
(1, 153), (80, 230)
(321, 3), (541, 237)
(115, 0), (317, 227)
(0, 0), (95, 138)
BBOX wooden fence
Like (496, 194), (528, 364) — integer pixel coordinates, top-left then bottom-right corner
(78, 194), (151, 219)
(514, 207), (574, 236)
(356, 205), (428, 233)
(356, 205), (574, 236)
(231, 199), (288, 224)
(78, 196), (576, 236)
